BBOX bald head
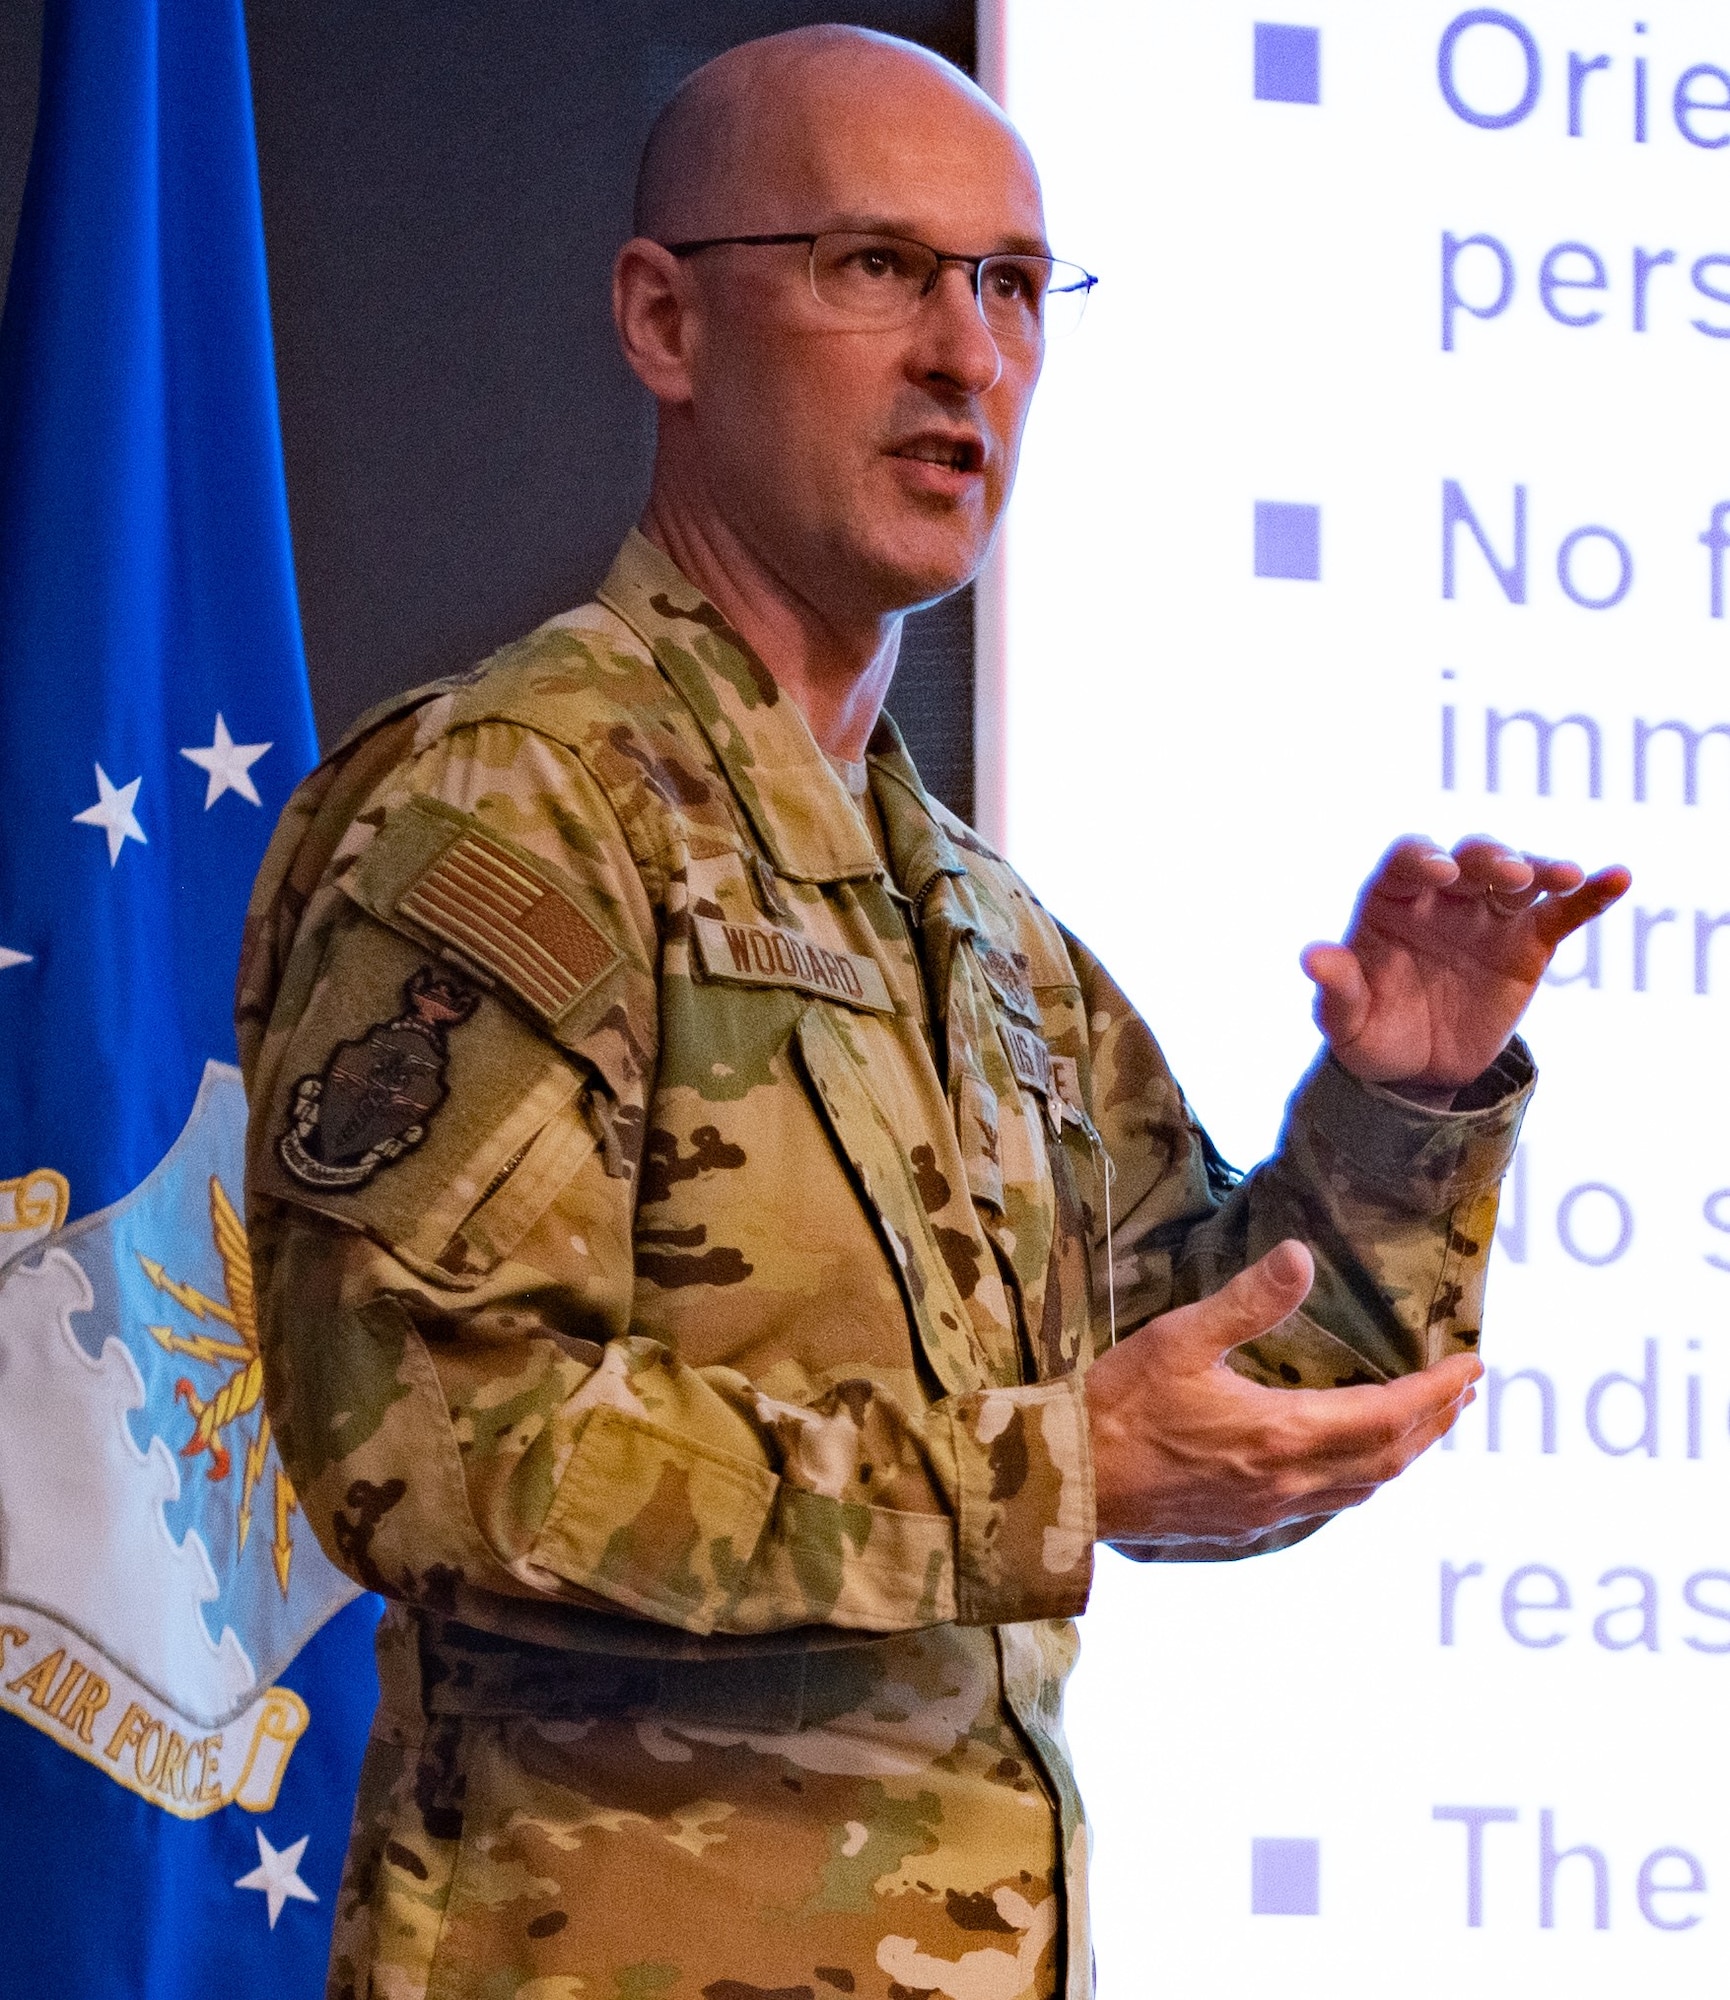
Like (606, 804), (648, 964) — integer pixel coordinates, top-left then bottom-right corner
(632, 27), (1029, 244)
(613, 23), (1051, 693)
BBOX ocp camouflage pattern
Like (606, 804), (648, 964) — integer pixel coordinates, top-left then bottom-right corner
(236, 532), (1533, 2000)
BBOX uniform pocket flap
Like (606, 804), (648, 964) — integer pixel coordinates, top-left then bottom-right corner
(953, 1071), (1006, 1214)
(533, 1406), (780, 1635)
(795, 1008), (985, 1397)
(433, 1091), (599, 1282)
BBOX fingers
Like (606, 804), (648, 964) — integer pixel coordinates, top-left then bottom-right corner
(1448, 836), (1538, 902)
(1161, 1240), (1316, 1367)
(1362, 836), (1459, 904)
(1253, 1372), (1481, 1528)
(1534, 863), (1633, 947)
(1246, 1365), (1479, 1525)
(1090, 1281), (1481, 1542)
(1356, 834), (1629, 957)
(1295, 1351), (1481, 1463)
(1372, 835), (1595, 908)
(1299, 942), (1370, 1046)
(1469, 849), (1585, 917)
(1173, 1369), (1479, 1543)
(1520, 851), (1586, 896)
(1442, 837), (1624, 932)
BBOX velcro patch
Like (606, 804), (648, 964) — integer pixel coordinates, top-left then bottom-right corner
(693, 915), (893, 1014)
(975, 940), (1037, 1019)
(1049, 1053), (1088, 1124)
(397, 829), (619, 1021)
(999, 1019), (1054, 1098)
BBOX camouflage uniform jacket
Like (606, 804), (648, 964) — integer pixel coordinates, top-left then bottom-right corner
(237, 532), (1532, 2000)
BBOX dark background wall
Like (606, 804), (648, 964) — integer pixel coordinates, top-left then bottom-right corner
(0, 0), (977, 819)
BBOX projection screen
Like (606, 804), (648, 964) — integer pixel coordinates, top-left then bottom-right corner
(986, 2), (1730, 1993)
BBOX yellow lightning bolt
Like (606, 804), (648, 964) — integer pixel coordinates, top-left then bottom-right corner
(146, 1321), (252, 1367)
(239, 1415), (271, 1555)
(138, 1178), (296, 1598)
(272, 1463), (297, 1595)
(138, 1254), (239, 1330)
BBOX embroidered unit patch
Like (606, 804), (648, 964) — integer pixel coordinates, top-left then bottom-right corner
(278, 967), (477, 1190)
(692, 915), (894, 1014)
(396, 828), (619, 1020)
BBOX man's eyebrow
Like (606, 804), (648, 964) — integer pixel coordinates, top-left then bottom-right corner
(824, 214), (1054, 257)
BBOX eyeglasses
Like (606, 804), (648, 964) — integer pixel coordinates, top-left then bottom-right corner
(662, 230), (1097, 345)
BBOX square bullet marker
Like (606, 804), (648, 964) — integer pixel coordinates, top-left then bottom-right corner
(1254, 500), (1321, 580)
(1252, 1837), (1321, 1916)
(1254, 24), (1321, 105)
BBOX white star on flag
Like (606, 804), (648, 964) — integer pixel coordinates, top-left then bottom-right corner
(180, 712), (271, 808)
(234, 1828), (318, 1929)
(0, 948), (30, 971)
(72, 764), (147, 866)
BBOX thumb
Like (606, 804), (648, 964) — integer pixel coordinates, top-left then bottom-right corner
(1164, 1239), (1315, 1368)
(1302, 942), (1371, 1047)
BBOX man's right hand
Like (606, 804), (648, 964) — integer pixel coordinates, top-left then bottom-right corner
(1084, 1239), (1478, 1551)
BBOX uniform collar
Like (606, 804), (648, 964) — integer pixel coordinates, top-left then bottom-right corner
(865, 715), (968, 911)
(595, 531), (878, 883)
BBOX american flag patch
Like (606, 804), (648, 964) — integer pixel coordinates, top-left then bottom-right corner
(397, 831), (619, 1021)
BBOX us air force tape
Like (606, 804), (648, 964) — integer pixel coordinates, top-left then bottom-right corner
(998, 1018), (1054, 1099)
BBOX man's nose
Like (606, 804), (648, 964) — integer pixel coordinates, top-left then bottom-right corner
(910, 263), (1004, 393)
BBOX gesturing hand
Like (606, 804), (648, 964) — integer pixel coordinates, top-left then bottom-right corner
(1300, 836), (1631, 1098)
(1084, 1241), (1477, 1549)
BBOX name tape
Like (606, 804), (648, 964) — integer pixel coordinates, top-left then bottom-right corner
(693, 916), (894, 1014)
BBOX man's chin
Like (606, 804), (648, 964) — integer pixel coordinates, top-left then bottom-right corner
(853, 531), (989, 615)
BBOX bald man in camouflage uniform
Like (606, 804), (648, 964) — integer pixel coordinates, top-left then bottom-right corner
(238, 27), (1626, 2000)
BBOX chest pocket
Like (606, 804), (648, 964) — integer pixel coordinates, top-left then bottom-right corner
(794, 1007), (1012, 1393)
(950, 941), (1098, 1380)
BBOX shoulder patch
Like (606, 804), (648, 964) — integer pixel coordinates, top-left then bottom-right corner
(350, 797), (623, 1028)
(397, 831), (615, 1016)
(279, 966), (477, 1190)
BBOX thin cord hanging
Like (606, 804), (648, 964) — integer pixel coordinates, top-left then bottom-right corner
(1090, 1124), (1117, 1347)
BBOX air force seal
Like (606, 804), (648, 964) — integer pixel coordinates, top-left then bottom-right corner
(278, 966), (477, 1192)
(0, 1064), (361, 1818)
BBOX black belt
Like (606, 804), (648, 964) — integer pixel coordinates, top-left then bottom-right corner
(413, 1614), (892, 1733)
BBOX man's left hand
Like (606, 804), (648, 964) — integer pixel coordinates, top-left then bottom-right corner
(1301, 836), (1631, 1103)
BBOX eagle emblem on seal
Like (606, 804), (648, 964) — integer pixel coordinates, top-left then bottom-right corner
(278, 966), (477, 1191)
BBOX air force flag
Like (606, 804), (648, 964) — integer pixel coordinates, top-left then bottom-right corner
(0, 2), (379, 1991)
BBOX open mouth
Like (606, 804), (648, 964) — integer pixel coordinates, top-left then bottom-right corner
(891, 435), (985, 475)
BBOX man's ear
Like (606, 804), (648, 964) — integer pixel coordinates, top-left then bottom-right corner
(613, 239), (697, 404)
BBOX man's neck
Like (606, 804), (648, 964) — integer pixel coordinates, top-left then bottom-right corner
(640, 491), (899, 762)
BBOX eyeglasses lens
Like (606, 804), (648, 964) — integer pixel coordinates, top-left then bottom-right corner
(811, 235), (935, 323)
(979, 256), (1093, 343)
(809, 234), (1093, 343)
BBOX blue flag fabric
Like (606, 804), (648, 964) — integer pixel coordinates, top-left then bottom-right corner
(0, 2), (379, 1993)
